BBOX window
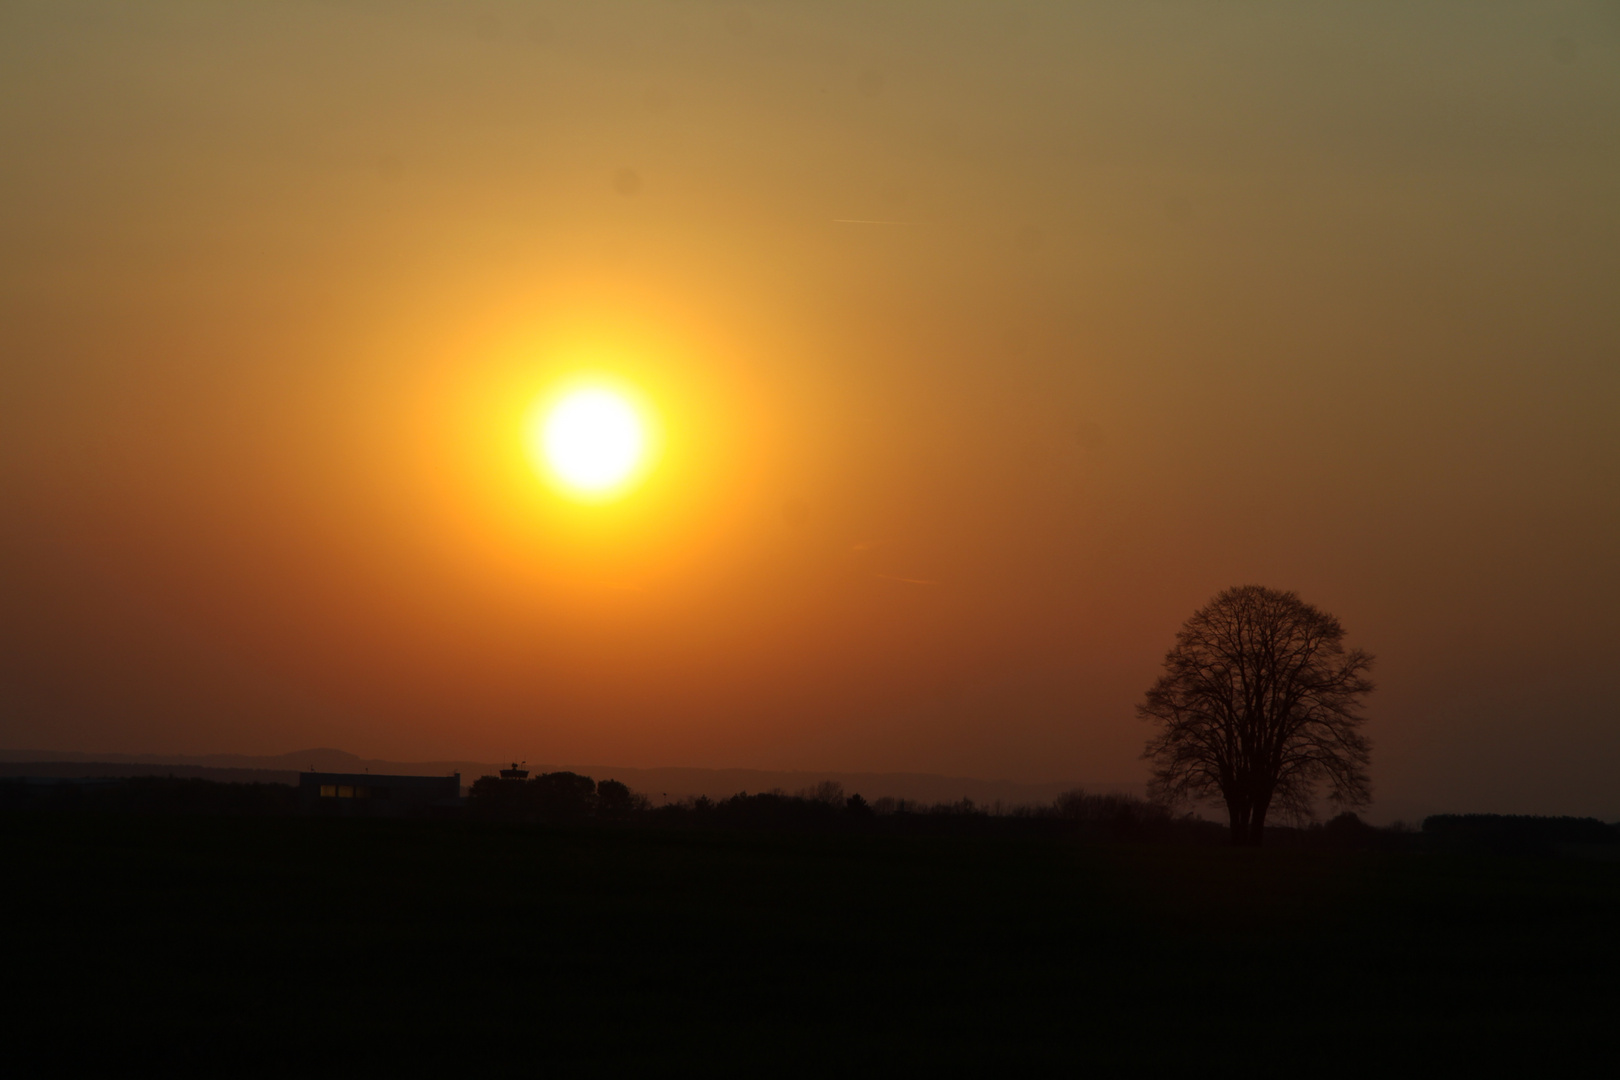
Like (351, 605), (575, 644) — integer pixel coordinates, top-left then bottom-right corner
(319, 785), (336, 798)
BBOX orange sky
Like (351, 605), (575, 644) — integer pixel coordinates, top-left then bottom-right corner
(2, 2), (1617, 820)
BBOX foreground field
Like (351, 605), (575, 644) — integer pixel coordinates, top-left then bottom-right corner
(6, 813), (1617, 1072)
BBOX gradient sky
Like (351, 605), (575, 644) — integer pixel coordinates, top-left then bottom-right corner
(3, 1), (1617, 821)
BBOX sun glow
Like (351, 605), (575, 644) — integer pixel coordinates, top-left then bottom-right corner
(526, 383), (652, 500)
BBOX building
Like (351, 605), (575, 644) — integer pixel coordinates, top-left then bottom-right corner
(298, 772), (461, 817)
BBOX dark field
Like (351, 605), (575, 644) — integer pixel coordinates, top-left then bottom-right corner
(6, 813), (1618, 1072)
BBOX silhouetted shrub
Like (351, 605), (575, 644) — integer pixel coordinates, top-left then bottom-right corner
(467, 775), (533, 818)
(714, 790), (845, 831)
(1046, 789), (1172, 831)
(1315, 811), (1379, 848)
(636, 786), (1231, 841)
(1422, 814), (1620, 857)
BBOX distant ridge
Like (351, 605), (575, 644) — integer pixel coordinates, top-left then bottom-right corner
(0, 749), (1141, 808)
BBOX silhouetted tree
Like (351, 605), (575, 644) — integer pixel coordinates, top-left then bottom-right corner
(531, 771), (597, 821)
(595, 779), (638, 821)
(801, 780), (846, 805)
(1140, 585), (1374, 846)
(468, 774), (532, 817)
(468, 770), (604, 821)
(1047, 788), (1171, 833)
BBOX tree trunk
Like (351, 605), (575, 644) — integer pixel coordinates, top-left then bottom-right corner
(1225, 790), (1273, 847)
(1247, 791), (1273, 847)
(1225, 797), (1252, 847)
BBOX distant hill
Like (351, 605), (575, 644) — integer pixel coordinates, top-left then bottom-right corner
(0, 748), (1139, 808)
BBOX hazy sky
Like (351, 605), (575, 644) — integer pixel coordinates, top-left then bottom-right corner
(3, 1), (1617, 821)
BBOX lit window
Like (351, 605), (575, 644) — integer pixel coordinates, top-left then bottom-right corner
(319, 785), (336, 798)
(338, 786), (354, 798)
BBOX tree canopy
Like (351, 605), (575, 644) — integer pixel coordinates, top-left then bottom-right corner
(1140, 585), (1374, 846)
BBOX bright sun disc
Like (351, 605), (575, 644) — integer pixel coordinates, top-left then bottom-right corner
(531, 387), (647, 497)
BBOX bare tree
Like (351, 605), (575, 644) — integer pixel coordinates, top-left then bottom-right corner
(1140, 585), (1374, 846)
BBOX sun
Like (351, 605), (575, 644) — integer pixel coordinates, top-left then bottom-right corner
(526, 383), (651, 500)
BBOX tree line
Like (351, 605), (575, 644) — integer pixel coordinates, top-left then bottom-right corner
(5, 773), (1615, 856)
